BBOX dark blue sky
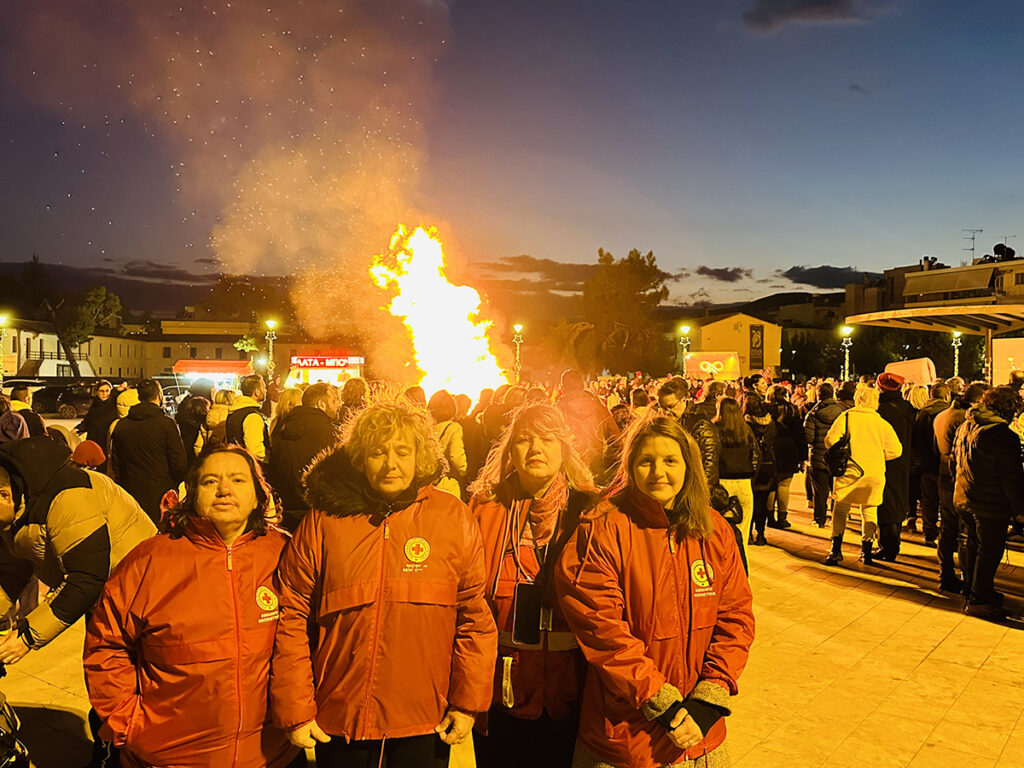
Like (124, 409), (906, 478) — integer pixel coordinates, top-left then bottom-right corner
(3, 0), (1024, 303)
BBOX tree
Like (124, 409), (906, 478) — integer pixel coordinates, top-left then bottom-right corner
(233, 333), (259, 361)
(42, 286), (122, 377)
(581, 248), (672, 375)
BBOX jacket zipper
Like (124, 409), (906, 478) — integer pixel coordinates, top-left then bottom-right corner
(668, 532), (693, 755)
(359, 520), (390, 740)
(227, 543), (244, 766)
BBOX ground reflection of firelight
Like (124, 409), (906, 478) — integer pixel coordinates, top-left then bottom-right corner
(370, 226), (509, 398)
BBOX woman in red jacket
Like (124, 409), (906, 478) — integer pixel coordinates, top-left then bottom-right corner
(84, 445), (300, 768)
(270, 399), (497, 768)
(469, 403), (599, 768)
(556, 416), (755, 768)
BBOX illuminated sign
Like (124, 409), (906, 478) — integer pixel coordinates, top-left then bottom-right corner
(290, 356), (365, 368)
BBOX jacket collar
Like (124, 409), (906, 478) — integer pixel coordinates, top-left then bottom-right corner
(230, 395), (261, 411)
(619, 486), (671, 529)
(184, 515), (255, 549)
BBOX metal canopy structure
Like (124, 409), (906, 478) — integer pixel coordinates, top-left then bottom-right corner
(845, 304), (1024, 336)
(844, 304), (1024, 382)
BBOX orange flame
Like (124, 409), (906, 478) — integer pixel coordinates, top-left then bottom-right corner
(370, 226), (510, 397)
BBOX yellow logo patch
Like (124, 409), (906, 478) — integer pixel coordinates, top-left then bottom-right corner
(256, 585), (278, 612)
(690, 559), (714, 589)
(404, 537), (431, 564)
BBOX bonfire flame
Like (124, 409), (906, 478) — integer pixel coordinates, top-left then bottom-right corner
(370, 226), (510, 397)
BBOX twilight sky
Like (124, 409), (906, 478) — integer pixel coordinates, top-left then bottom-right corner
(2, 0), (1024, 307)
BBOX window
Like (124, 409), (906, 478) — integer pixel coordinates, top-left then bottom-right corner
(1015, 273), (1024, 286)
(118, 367), (122, 377)
(39, 339), (44, 356)
(163, 346), (171, 358)
(238, 350), (247, 360)
(98, 343), (103, 356)
(215, 347), (223, 360)
(189, 347), (197, 359)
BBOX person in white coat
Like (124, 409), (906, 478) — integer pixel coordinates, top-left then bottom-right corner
(823, 385), (902, 566)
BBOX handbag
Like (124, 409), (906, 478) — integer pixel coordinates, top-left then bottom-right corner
(824, 412), (862, 478)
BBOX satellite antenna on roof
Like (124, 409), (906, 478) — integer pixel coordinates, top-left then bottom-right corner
(962, 228), (983, 262)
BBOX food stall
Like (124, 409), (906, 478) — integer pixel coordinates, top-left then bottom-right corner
(285, 352), (365, 387)
(171, 359), (254, 392)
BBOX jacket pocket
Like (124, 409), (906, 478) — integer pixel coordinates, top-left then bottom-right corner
(319, 581), (379, 621)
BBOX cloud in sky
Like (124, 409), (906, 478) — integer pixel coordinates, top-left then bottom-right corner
(696, 265), (754, 282)
(849, 83), (871, 95)
(780, 264), (881, 288)
(743, 0), (870, 31)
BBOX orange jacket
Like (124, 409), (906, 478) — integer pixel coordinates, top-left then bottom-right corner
(555, 491), (754, 768)
(269, 448), (497, 741)
(471, 490), (591, 722)
(83, 519), (297, 768)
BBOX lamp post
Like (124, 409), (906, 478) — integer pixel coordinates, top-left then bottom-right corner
(840, 326), (854, 381)
(0, 315), (7, 389)
(264, 319), (277, 381)
(678, 325), (692, 377)
(951, 331), (962, 377)
(512, 323), (524, 383)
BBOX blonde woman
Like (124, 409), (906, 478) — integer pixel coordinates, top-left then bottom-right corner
(823, 386), (902, 566)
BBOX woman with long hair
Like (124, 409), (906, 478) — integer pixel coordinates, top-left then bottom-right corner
(469, 404), (598, 768)
(84, 445), (299, 767)
(715, 397), (760, 545)
(767, 385), (806, 530)
(270, 398), (496, 768)
(823, 386), (902, 566)
(555, 416), (754, 768)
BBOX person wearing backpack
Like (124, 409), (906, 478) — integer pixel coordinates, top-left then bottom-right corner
(803, 382), (848, 528)
(822, 386), (902, 566)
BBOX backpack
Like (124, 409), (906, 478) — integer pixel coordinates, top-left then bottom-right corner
(824, 412), (863, 479)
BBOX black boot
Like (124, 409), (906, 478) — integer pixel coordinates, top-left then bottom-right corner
(860, 539), (875, 565)
(824, 536), (844, 565)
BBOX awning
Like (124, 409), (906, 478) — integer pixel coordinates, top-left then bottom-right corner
(172, 359), (254, 375)
(845, 304), (1024, 336)
(903, 267), (994, 297)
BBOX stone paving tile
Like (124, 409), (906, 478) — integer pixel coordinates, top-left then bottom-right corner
(3, 476), (1023, 767)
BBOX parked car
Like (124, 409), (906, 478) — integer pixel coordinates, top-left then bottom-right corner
(30, 386), (70, 416)
(0, 379), (45, 398)
(56, 386), (95, 419)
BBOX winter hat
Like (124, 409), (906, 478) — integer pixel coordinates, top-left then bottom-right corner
(72, 440), (106, 468)
(877, 372), (905, 392)
(116, 388), (140, 418)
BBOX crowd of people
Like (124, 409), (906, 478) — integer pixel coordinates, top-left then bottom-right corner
(0, 362), (1017, 767)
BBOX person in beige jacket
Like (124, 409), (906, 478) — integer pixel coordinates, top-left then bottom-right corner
(823, 385), (902, 566)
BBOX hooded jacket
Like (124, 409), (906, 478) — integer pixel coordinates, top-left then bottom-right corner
(803, 398), (847, 469)
(84, 519), (297, 768)
(9, 400), (45, 438)
(269, 447), (497, 740)
(554, 491), (754, 768)
(0, 437), (156, 647)
(0, 410), (28, 443)
(556, 391), (620, 478)
(951, 405), (1024, 519)
(267, 405), (339, 512)
(110, 401), (189, 521)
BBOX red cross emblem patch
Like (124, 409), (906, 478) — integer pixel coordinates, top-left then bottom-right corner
(404, 537), (431, 564)
(256, 585), (278, 612)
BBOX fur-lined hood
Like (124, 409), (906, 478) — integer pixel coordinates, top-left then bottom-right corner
(301, 443), (440, 520)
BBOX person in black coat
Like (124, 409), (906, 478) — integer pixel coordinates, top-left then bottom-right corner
(951, 386), (1024, 619)
(875, 373), (915, 561)
(910, 383), (951, 543)
(767, 385), (806, 529)
(803, 382), (848, 527)
(75, 380), (118, 471)
(267, 382), (341, 531)
(109, 379), (188, 522)
(175, 378), (215, 465)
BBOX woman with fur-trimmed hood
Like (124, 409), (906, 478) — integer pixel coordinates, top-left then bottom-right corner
(269, 397), (497, 768)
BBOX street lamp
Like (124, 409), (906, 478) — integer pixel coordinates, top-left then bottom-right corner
(840, 326), (854, 381)
(264, 319), (277, 381)
(679, 325), (692, 377)
(951, 330), (962, 377)
(512, 323), (524, 383)
(0, 315), (7, 389)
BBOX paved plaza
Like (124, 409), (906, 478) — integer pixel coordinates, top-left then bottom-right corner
(4, 477), (1023, 768)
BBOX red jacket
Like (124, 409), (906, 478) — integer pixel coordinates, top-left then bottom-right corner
(471, 489), (589, 723)
(83, 519), (297, 768)
(555, 491), (754, 768)
(269, 447), (497, 740)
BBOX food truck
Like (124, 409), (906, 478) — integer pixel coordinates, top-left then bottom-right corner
(285, 351), (365, 387)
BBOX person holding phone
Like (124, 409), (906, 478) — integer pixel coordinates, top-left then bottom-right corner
(469, 404), (599, 768)
(270, 398), (497, 768)
(556, 416), (754, 768)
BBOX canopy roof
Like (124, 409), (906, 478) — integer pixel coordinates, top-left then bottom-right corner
(845, 304), (1024, 336)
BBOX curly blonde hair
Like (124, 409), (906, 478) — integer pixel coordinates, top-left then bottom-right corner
(470, 403), (597, 501)
(343, 395), (441, 485)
